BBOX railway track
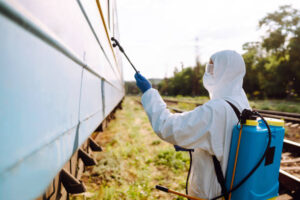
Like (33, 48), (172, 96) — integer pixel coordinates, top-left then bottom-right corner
(162, 100), (300, 199)
(163, 98), (300, 125)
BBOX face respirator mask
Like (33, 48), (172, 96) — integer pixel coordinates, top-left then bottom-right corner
(203, 63), (215, 94)
(205, 63), (214, 75)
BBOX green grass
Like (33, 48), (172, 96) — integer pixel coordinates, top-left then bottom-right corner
(71, 97), (189, 200)
(164, 95), (209, 105)
(249, 99), (300, 113)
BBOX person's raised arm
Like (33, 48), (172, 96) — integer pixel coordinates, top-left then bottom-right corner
(135, 73), (215, 153)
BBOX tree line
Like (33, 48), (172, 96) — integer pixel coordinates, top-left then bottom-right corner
(126, 5), (300, 99)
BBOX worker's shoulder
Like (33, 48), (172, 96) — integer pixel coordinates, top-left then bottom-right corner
(203, 98), (227, 109)
(201, 99), (233, 119)
(202, 98), (233, 115)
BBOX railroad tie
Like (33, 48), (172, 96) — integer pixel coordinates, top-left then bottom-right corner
(285, 122), (292, 127)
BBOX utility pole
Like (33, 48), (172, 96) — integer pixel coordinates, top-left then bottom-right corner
(195, 37), (200, 65)
(194, 37), (201, 96)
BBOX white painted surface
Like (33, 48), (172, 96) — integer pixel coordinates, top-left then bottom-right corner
(0, 0), (124, 199)
(0, 13), (82, 199)
(15, 0), (122, 89)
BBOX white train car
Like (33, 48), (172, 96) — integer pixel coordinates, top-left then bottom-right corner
(0, 0), (124, 199)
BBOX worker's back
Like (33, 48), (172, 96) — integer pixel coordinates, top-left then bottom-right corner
(187, 98), (246, 198)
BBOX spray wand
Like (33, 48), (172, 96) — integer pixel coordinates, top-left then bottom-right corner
(111, 37), (205, 200)
(111, 37), (206, 199)
(111, 37), (139, 73)
(156, 185), (206, 200)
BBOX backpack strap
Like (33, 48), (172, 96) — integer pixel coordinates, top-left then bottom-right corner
(211, 100), (241, 200)
(212, 155), (229, 200)
(225, 100), (240, 120)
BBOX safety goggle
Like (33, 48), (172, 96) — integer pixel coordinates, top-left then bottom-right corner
(205, 63), (214, 75)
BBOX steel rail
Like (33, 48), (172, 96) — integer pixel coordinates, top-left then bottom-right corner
(279, 169), (300, 197)
(254, 109), (300, 118)
(167, 105), (300, 149)
(163, 98), (300, 123)
(167, 106), (300, 149)
(259, 113), (300, 123)
(283, 139), (300, 155)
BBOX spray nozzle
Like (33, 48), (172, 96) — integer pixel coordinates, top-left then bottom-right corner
(110, 37), (139, 73)
(111, 37), (124, 52)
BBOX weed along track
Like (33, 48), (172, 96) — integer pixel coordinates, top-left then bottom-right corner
(71, 97), (190, 200)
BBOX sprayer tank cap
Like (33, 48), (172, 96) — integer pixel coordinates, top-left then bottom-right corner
(265, 118), (285, 127)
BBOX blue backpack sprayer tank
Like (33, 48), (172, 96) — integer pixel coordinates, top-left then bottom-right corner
(156, 101), (285, 200)
(110, 38), (285, 200)
(224, 106), (285, 200)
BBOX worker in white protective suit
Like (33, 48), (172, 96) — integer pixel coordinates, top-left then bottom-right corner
(134, 50), (251, 199)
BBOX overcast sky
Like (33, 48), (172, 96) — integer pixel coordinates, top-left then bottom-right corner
(117, 0), (300, 81)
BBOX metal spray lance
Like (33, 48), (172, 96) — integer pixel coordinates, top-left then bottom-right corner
(111, 37), (139, 73)
(111, 37), (205, 200)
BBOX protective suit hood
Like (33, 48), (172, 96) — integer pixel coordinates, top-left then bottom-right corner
(203, 50), (250, 109)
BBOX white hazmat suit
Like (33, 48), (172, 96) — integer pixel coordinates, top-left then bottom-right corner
(141, 50), (250, 198)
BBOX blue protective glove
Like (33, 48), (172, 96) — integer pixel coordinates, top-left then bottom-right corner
(134, 72), (152, 93)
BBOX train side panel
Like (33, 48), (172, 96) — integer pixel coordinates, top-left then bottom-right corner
(78, 69), (104, 146)
(15, 0), (122, 90)
(0, 0), (124, 199)
(0, 13), (81, 200)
